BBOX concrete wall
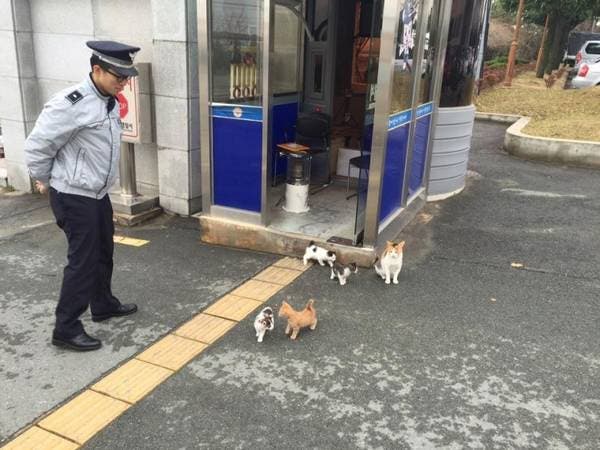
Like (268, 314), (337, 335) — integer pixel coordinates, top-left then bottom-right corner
(427, 105), (475, 201)
(0, 0), (39, 191)
(151, 0), (201, 215)
(0, 0), (201, 215)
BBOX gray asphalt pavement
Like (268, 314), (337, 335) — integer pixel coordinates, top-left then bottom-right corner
(0, 204), (278, 443)
(2, 121), (600, 448)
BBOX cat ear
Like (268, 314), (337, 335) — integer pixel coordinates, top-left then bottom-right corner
(398, 241), (405, 248)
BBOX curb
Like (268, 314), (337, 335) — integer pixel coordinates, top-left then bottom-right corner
(475, 112), (600, 169)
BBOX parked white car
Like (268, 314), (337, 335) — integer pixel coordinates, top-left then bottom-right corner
(571, 59), (600, 88)
(575, 40), (600, 66)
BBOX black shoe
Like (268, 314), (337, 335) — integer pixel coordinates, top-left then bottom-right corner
(91, 303), (138, 322)
(52, 331), (102, 351)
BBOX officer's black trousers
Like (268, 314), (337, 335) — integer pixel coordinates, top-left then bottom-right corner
(49, 188), (120, 337)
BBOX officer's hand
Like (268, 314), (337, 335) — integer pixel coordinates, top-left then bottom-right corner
(35, 180), (48, 195)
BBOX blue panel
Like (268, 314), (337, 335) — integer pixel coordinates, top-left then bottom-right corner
(409, 113), (432, 194)
(379, 123), (409, 222)
(271, 102), (298, 183)
(212, 116), (262, 212)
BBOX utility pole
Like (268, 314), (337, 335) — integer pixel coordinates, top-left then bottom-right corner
(504, 0), (525, 86)
(535, 15), (549, 74)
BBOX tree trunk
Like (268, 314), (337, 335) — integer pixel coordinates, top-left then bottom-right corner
(536, 13), (556, 78)
(545, 14), (568, 74)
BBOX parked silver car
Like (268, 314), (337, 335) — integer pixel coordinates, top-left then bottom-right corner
(571, 59), (600, 88)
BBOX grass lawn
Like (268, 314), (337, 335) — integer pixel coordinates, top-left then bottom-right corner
(474, 71), (600, 142)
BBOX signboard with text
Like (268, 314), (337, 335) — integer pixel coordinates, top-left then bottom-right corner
(117, 76), (140, 143)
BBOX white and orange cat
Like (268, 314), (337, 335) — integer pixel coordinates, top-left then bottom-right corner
(303, 241), (337, 267)
(278, 299), (318, 340)
(374, 240), (405, 284)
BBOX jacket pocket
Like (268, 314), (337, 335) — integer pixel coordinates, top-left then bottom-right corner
(72, 148), (83, 181)
(71, 148), (105, 191)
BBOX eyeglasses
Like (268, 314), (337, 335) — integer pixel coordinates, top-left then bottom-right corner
(105, 69), (130, 83)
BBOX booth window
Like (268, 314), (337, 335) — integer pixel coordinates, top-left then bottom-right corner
(439, 0), (485, 107)
(313, 53), (324, 94)
(272, 4), (301, 95)
(210, 0), (263, 104)
(311, 0), (328, 41)
(418, 1), (436, 103)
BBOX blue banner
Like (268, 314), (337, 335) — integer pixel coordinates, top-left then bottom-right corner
(388, 109), (412, 130)
(416, 102), (434, 118)
(212, 104), (263, 122)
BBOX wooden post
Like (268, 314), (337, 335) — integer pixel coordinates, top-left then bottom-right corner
(535, 15), (549, 74)
(504, 0), (526, 87)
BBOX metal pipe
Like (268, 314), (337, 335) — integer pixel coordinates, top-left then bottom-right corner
(261, 0), (273, 226)
(119, 142), (138, 197)
(198, 0), (212, 214)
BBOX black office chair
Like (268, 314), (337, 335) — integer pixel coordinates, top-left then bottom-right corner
(294, 112), (331, 185)
(346, 148), (371, 200)
(272, 112), (331, 187)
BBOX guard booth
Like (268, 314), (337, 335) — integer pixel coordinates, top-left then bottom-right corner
(197, 0), (452, 260)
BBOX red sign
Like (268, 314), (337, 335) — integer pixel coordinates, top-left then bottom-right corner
(117, 93), (128, 118)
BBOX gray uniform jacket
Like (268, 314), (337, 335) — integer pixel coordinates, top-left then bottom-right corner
(24, 75), (121, 199)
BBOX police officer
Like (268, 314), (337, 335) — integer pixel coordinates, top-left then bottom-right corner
(24, 41), (141, 351)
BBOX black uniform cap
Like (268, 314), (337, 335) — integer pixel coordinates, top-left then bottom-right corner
(86, 40), (140, 77)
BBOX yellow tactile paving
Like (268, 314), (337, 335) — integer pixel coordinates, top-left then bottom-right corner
(174, 313), (236, 344)
(38, 390), (129, 445)
(91, 359), (173, 404)
(272, 256), (311, 271)
(113, 235), (149, 247)
(203, 294), (263, 321)
(253, 265), (303, 285)
(2, 426), (79, 450)
(136, 334), (207, 371)
(230, 279), (283, 301)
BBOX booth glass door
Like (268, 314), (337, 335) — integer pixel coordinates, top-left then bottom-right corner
(353, 0), (384, 244)
(207, 0), (265, 216)
(407, 0), (437, 199)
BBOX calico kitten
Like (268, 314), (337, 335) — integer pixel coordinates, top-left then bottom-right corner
(330, 262), (358, 286)
(278, 299), (317, 340)
(374, 240), (405, 284)
(303, 241), (337, 267)
(254, 306), (274, 343)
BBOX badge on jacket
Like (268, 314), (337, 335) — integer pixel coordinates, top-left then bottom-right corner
(66, 90), (83, 105)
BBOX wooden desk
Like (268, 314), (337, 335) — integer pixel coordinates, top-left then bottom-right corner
(277, 142), (309, 153)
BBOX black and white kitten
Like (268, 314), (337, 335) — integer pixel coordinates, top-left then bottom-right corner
(254, 307), (274, 343)
(303, 241), (337, 267)
(330, 262), (358, 286)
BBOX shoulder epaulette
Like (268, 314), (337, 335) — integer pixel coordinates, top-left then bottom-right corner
(65, 90), (83, 105)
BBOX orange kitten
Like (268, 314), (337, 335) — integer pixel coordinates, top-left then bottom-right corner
(278, 299), (318, 340)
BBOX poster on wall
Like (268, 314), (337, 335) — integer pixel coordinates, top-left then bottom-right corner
(396, 0), (418, 69)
